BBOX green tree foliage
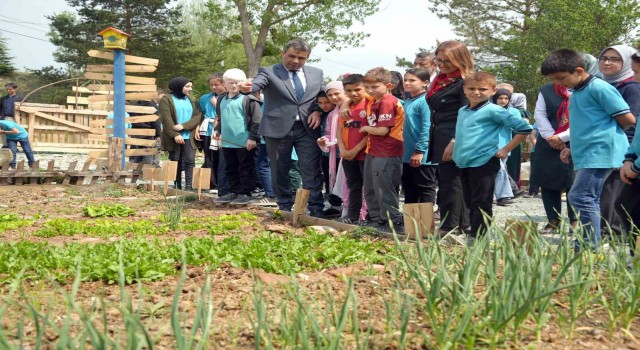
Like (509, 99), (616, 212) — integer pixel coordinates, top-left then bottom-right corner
(48, 0), (201, 88)
(430, 0), (640, 108)
(201, 0), (381, 77)
(0, 34), (16, 75)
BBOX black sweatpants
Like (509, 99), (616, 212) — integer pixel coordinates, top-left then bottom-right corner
(223, 147), (256, 196)
(460, 157), (500, 237)
(438, 161), (470, 231)
(342, 158), (365, 221)
(402, 163), (438, 204)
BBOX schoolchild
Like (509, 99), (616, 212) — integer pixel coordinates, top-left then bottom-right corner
(596, 45), (640, 235)
(614, 50), (640, 255)
(402, 68), (437, 204)
(337, 74), (369, 224)
(213, 69), (263, 206)
(0, 120), (35, 168)
(361, 67), (405, 234)
(492, 89), (524, 206)
(452, 72), (532, 238)
(542, 49), (635, 250)
(316, 91), (337, 197)
(199, 74), (226, 191)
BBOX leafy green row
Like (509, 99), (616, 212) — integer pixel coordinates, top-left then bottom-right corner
(83, 203), (135, 217)
(0, 230), (390, 283)
(32, 212), (258, 238)
(0, 214), (34, 233)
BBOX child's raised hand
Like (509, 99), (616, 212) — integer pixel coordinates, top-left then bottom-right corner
(495, 148), (509, 159)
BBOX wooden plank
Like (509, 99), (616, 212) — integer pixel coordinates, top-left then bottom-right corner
(89, 128), (156, 136)
(125, 138), (157, 147)
(86, 64), (157, 73)
(28, 113), (35, 143)
(162, 160), (178, 194)
(84, 72), (156, 85)
(72, 86), (112, 95)
(19, 107), (109, 117)
(34, 125), (86, 132)
(193, 168), (211, 199)
(67, 96), (90, 105)
(87, 50), (159, 66)
(90, 114), (158, 127)
(30, 110), (93, 132)
(88, 148), (157, 159)
(87, 84), (157, 92)
(87, 92), (158, 103)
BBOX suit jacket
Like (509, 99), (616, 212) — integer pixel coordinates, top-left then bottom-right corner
(426, 78), (467, 163)
(252, 63), (323, 139)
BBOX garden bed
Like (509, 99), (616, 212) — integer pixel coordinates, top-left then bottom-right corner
(0, 184), (637, 349)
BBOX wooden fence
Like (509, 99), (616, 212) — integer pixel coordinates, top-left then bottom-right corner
(15, 102), (109, 153)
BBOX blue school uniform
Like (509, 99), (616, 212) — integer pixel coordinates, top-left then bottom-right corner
(219, 94), (249, 148)
(569, 76), (630, 170)
(199, 93), (217, 137)
(0, 120), (28, 140)
(497, 107), (522, 149)
(403, 92), (431, 165)
(453, 101), (532, 168)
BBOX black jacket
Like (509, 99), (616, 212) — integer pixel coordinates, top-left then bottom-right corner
(426, 78), (468, 163)
(0, 94), (24, 118)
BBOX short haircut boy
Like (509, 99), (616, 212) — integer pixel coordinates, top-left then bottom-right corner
(363, 67), (392, 84)
(540, 49), (586, 75)
(342, 73), (364, 87)
(316, 90), (327, 99)
(463, 72), (497, 87)
(4, 83), (17, 90)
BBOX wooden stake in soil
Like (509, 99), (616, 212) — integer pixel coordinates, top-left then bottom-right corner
(504, 219), (538, 254)
(402, 203), (434, 239)
(292, 188), (310, 226)
(192, 168), (211, 200)
(161, 160), (178, 195)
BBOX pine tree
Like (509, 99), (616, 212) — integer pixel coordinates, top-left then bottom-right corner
(0, 34), (16, 75)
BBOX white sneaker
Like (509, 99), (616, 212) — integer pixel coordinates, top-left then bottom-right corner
(208, 189), (218, 194)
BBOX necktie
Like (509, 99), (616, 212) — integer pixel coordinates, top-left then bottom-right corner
(291, 70), (305, 102)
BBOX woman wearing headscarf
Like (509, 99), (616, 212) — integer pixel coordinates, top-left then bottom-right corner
(597, 45), (640, 236)
(159, 77), (202, 190)
(426, 41), (474, 236)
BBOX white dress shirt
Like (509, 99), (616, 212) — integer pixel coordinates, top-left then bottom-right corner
(534, 91), (571, 142)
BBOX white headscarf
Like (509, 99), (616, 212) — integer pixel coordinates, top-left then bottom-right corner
(599, 45), (636, 84)
(509, 93), (527, 110)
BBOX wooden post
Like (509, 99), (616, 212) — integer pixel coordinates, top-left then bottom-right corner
(162, 160), (178, 195)
(292, 188), (310, 226)
(403, 203), (434, 239)
(504, 219), (538, 253)
(107, 136), (124, 171)
(193, 168), (211, 200)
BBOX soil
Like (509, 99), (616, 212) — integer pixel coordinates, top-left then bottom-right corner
(0, 184), (637, 349)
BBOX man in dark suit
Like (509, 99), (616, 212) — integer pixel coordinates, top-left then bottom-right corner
(240, 38), (324, 216)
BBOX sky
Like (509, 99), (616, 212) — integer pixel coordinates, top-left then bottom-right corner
(2, 0), (456, 78)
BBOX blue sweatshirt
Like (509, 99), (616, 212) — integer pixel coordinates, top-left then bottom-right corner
(403, 92), (431, 164)
(453, 101), (532, 168)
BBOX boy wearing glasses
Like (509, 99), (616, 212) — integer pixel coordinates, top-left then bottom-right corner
(542, 49), (636, 251)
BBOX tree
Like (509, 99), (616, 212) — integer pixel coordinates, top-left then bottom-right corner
(203, 0), (381, 77)
(0, 34), (16, 75)
(48, 0), (200, 87)
(430, 0), (640, 108)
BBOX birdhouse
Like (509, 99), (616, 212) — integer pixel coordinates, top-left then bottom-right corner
(97, 27), (130, 50)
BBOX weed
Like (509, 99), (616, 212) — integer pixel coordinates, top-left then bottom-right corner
(103, 184), (125, 198)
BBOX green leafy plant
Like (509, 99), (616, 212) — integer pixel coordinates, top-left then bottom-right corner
(83, 204), (134, 218)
